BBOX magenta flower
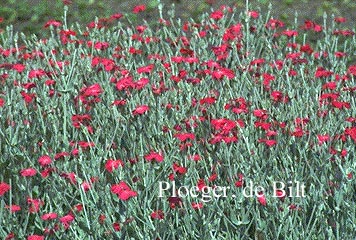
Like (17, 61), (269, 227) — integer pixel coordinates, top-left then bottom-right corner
(0, 182), (10, 196)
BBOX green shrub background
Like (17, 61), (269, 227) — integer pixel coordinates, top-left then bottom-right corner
(1, 0), (356, 35)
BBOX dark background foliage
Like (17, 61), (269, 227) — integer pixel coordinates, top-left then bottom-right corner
(0, 0), (355, 35)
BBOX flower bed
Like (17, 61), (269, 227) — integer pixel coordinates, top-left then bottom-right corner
(0, 3), (355, 239)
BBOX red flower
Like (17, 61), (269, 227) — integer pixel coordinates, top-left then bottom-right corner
(12, 63), (25, 73)
(258, 139), (277, 147)
(266, 18), (285, 29)
(222, 136), (238, 143)
(180, 48), (194, 56)
(210, 10), (224, 20)
(81, 181), (92, 192)
(300, 44), (314, 54)
(20, 91), (36, 104)
(128, 46), (142, 54)
(94, 41), (110, 50)
(348, 65), (356, 76)
(197, 179), (207, 191)
(28, 69), (45, 79)
(116, 76), (135, 90)
(98, 214), (106, 224)
(132, 105), (149, 115)
(250, 58), (265, 66)
(168, 196), (182, 209)
(289, 204), (301, 211)
(111, 181), (137, 200)
(105, 159), (124, 173)
(322, 81), (337, 90)
(5, 232), (15, 240)
(253, 109), (268, 120)
(151, 210), (164, 220)
(137, 64), (154, 74)
(262, 73), (275, 89)
(132, 4), (146, 14)
(257, 192), (267, 206)
(113, 222), (121, 231)
(38, 155), (52, 167)
(275, 190), (285, 201)
(60, 213), (75, 229)
(74, 204), (83, 212)
(317, 134), (330, 145)
(71, 114), (92, 128)
(331, 101), (350, 110)
(271, 91), (289, 103)
(134, 77), (149, 90)
(235, 173), (244, 187)
(211, 68), (235, 80)
(111, 99), (127, 106)
(27, 197), (44, 213)
(199, 97), (216, 105)
(301, 20), (322, 32)
(174, 132), (195, 142)
(40, 168), (54, 178)
(5, 204), (21, 213)
(315, 67), (333, 78)
(82, 83), (103, 97)
(291, 127), (305, 137)
(78, 141), (95, 149)
(189, 154), (201, 162)
(192, 202), (204, 209)
(0, 98), (5, 107)
(334, 17), (346, 23)
(0, 182), (10, 196)
(62, 0), (72, 5)
(144, 151), (164, 163)
(340, 149), (347, 157)
(20, 168), (37, 177)
(27, 235), (44, 240)
(249, 11), (259, 19)
(60, 172), (77, 185)
(345, 127), (356, 142)
(22, 82), (36, 90)
(211, 118), (236, 134)
(173, 162), (187, 175)
(44, 19), (62, 28)
(282, 29), (298, 37)
(111, 13), (123, 20)
(41, 212), (58, 220)
(208, 173), (217, 182)
(334, 52), (346, 58)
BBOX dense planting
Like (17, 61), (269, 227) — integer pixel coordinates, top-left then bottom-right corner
(0, 3), (355, 239)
